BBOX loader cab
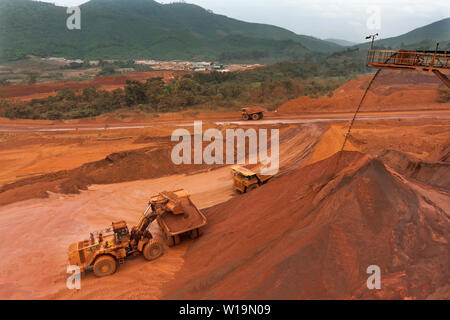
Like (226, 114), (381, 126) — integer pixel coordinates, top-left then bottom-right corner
(112, 221), (130, 242)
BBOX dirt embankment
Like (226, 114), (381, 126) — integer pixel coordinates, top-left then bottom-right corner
(0, 124), (325, 207)
(162, 151), (450, 299)
(306, 120), (450, 190)
(379, 149), (450, 190)
(279, 70), (447, 113)
(0, 146), (212, 206)
(2, 70), (192, 101)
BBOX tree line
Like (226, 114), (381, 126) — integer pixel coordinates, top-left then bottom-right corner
(0, 59), (366, 120)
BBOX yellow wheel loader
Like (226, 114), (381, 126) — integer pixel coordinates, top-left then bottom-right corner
(68, 189), (206, 277)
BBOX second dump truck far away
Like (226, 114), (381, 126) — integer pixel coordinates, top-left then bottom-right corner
(241, 107), (265, 120)
(68, 189), (206, 277)
(231, 165), (274, 193)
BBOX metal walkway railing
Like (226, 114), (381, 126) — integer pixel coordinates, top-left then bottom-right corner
(366, 49), (450, 88)
(366, 49), (449, 71)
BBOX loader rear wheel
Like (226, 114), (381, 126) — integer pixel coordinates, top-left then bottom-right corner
(252, 113), (260, 120)
(143, 239), (164, 261)
(242, 114), (249, 121)
(93, 256), (117, 277)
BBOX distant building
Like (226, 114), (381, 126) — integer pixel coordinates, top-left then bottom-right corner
(135, 60), (158, 65)
(193, 66), (207, 72)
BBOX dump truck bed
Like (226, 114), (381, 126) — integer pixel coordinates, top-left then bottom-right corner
(242, 106), (266, 114)
(156, 194), (207, 236)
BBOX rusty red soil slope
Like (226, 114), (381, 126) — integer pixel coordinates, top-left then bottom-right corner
(379, 149), (450, 190)
(2, 71), (191, 101)
(162, 151), (450, 300)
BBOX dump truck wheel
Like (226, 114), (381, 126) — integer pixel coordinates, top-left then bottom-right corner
(252, 113), (260, 120)
(242, 114), (249, 121)
(174, 235), (181, 245)
(259, 113), (264, 119)
(166, 235), (175, 247)
(93, 255), (117, 277)
(143, 239), (164, 261)
(190, 228), (199, 239)
(248, 184), (258, 192)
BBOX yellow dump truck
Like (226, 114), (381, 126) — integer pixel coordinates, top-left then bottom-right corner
(151, 189), (207, 247)
(241, 107), (265, 120)
(68, 189), (205, 277)
(231, 165), (274, 193)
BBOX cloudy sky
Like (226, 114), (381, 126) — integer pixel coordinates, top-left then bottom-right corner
(36, 0), (449, 42)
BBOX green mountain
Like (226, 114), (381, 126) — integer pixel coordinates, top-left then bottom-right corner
(357, 18), (450, 50)
(0, 0), (342, 62)
(325, 39), (357, 47)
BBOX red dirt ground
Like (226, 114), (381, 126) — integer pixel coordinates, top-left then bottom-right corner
(2, 71), (192, 101)
(0, 123), (323, 206)
(162, 151), (450, 300)
(0, 117), (448, 300)
(279, 70), (448, 113)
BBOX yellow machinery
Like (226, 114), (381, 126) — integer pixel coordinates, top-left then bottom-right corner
(151, 190), (207, 247)
(68, 206), (164, 277)
(241, 107), (266, 120)
(231, 165), (274, 193)
(68, 189), (206, 277)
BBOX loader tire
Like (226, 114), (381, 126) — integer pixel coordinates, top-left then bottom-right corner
(252, 113), (260, 120)
(143, 239), (164, 261)
(242, 114), (249, 121)
(93, 256), (117, 277)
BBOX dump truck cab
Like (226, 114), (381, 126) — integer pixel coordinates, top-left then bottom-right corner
(231, 165), (273, 193)
(241, 107), (265, 121)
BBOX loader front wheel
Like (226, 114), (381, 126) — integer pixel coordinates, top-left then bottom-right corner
(93, 256), (117, 277)
(143, 239), (164, 261)
(242, 114), (249, 121)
